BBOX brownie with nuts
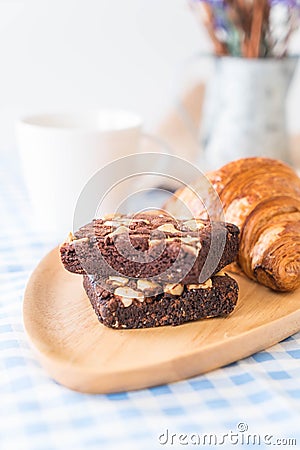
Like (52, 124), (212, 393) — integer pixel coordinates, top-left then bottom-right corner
(60, 213), (239, 284)
(83, 271), (239, 329)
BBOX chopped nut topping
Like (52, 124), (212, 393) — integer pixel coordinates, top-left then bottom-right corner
(115, 286), (144, 307)
(149, 237), (178, 247)
(149, 236), (201, 252)
(107, 276), (129, 286)
(216, 270), (227, 276)
(67, 234), (89, 245)
(137, 279), (160, 291)
(164, 283), (184, 296)
(180, 236), (199, 245)
(106, 225), (130, 239)
(120, 297), (133, 308)
(103, 220), (124, 227)
(183, 219), (205, 231)
(115, 286), (144, 298)
(67, 232), (75, 243)
(74, 237), (89, 244)
(201, 278), (213, 289)
(182, 244), (199, 257)
(148, 239), (162, 248)
(187, 279), (213, 290)
(157, 223), (180, 234)
(103, 213), (122, 220)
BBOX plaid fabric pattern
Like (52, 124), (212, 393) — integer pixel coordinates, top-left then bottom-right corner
(1, 155), (300, 450)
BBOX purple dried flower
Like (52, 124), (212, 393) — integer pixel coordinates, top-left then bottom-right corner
(190, 0), (300, 57)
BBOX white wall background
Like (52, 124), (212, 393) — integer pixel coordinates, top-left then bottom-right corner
(1, 0), (300, 154)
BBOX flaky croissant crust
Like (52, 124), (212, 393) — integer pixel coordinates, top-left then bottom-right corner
(165, 158), (300, 292)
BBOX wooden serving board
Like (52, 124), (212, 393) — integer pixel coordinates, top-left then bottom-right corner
(23, 248), (300, 394)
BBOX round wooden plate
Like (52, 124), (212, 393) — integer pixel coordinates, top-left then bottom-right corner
(23, 248), (300, 394)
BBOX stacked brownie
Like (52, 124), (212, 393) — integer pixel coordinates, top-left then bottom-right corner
(60, 212), (240, 329)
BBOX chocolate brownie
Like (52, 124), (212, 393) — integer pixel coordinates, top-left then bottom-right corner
(83, 271), (239, 329)
(60, 213), (239, 284)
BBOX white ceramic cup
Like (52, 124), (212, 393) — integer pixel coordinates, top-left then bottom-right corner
(17, 111), (167, 240)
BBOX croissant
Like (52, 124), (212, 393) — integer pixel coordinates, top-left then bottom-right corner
(165, 157), (300, 292)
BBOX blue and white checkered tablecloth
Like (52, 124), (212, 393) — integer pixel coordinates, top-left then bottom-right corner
(1, 154), (300, 450)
